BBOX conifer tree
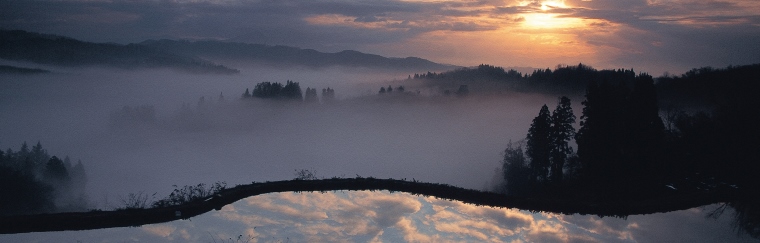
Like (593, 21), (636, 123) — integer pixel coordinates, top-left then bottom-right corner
(502, 141), (530, 195)
(304, 87), (318, 103)
(549, 96), (575, 183)
(526, 105), (552, 183)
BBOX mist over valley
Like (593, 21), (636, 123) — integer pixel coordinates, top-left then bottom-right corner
(2, 26), (760, 241)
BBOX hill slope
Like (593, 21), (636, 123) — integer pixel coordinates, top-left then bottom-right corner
(139, 39), (456, 71)
(0, 30), (238, 74)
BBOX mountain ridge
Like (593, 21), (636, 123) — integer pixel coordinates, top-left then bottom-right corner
(138, 39), (457, 71)
(1, 29), (456, 73)
(0, 30), (239, 74)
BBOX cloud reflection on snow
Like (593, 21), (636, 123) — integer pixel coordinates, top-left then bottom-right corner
(0, 190), (754, 242)
(206, 191), (657, 242)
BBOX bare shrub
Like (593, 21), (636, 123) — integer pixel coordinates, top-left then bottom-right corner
(119, 191), (154, 209)
(152, 181), (226, 208)
(293, 169), (318, 180)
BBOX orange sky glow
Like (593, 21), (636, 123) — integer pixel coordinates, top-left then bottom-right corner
(302, 0), (759, 74)
(2, 0), (759, 74)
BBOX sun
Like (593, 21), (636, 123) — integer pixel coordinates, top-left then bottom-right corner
(519, 1), (582, 29)
(540, 1), (568, 11)
(521, 13), (584, 29)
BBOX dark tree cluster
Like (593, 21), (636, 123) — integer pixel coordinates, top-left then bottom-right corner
(244, 80), (303, 100)
(527, 64), (637, 94)
(242, 81), (337, 104)
(304, 87), (318, 103)
(503, 97), (576, 195)
(502, 141), (530, 195)
(413, 64), (523, 82)
(0, 142), (88, 215)
(574, 75), (666, 199)
(378, 85), (407, 95)
(411, 63), (639, 95)
(656, 64), (760, 107)
(303, 87), (336, 104)
(501, 73), (667, 199)
(321, 87), (335, 103)
(660, 64), (760, 193)
(502, 64), (760, 206)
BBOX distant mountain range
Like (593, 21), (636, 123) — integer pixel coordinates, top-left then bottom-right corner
(138, 39), (456, 71)
(0, 65), (49, 74)
(0, 30), (455, 74)
(0, 30), (238, 74)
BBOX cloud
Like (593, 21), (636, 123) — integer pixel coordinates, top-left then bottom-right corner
(142, 225), (176, 238)
(526, 219), (571, 243)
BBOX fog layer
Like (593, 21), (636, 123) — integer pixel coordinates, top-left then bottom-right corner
(0, 66), (559, 208)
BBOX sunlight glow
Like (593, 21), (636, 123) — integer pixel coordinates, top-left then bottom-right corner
(520, 13), (584, 29)
(540, 1), (567, 11)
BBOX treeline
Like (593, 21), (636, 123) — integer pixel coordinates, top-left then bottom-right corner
(411, 63), (638, 94)
(241, 80), (336, 103)
(656, 64), (760, 106)
(500, 67), (760, 201)
(0, 142), (88, 215)
(375, 84), (469, 97)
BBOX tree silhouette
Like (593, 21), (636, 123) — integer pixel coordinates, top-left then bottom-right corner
(456, 85), (469, 96)
(575, 80), (622, 191)
(626, 75), (666, 188)
(502, 141), (530, 195)
(250, 81), (303, 101)
(574, 75), (666, 198)
(43, 156), (70, 185)
(322, 87), (335, 103)
(549, 96), (575, 183)
(280, 80), (303, 100)
(0, 166), (55, 215)
(304, 87), (319, 103)
(252, 82), (283, 98)
(0, 142), (89, 215)
(526, 105), (552, 183)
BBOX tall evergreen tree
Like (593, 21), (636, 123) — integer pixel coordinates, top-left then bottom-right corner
(526, 105), (552, 183)
(575, 76), (665, 198)
(18, 142), (29, 161)
(43, 156), (69, 183)
(322, 87), (335, 103)
(549, 96), (575, 183)
(627, 74), (666, 186)
(502, 141), (530, 195)
(576, 80), (623, 186)
(304, 87), (319, 103)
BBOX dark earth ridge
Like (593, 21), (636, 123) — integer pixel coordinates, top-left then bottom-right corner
(0, 177), (741, 234)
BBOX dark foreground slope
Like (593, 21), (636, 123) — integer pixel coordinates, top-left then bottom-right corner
(0, 178), (741, 234)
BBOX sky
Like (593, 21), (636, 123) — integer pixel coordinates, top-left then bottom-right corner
(2, 0), (760, 75)
(1, 191), (755, 242)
